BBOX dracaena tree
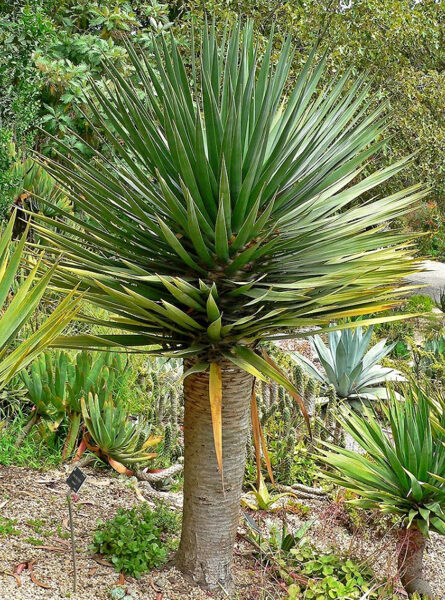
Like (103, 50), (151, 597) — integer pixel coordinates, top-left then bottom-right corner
(33, 22), (424, 590)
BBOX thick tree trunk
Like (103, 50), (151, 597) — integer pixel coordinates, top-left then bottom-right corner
(175, 357), (253, 591)
(398, 527), (433, 598)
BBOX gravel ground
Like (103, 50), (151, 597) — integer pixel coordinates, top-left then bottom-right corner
(277, 337), (316, 361)
(0, 466), (278, 600)
(1, 465), (444, 599)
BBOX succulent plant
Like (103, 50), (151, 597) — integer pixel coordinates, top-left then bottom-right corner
(80, 393), (161, 474)
(21, 350), (127, 459)
(163, 423), (173, 457)
(292, 326), (404, 403)
(319, 384), (445, 597)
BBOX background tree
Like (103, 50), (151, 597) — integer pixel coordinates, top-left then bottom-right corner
(34, 22), (424, 589)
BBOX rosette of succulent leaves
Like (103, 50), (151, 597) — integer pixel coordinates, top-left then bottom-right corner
(291, 326), (404, 406)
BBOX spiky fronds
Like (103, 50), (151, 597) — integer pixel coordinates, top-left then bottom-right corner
(32, 22), (422, 374)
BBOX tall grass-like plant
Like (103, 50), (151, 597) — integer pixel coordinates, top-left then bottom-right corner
(0, 212), (79, 395)
(32, 22), (424, 589)
(319, 385), (445, 598)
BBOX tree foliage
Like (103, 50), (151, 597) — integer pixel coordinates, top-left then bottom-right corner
(34, 23), (423, 366)
(173, 0), (444, 210)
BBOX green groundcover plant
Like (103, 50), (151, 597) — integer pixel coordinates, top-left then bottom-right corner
(91, 502), (179, 578)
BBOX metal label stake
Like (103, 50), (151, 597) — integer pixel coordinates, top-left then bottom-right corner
(66, 467), (87, 593)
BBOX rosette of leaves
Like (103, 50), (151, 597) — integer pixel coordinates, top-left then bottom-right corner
(319, 384), (445, 597)
(80, 393), (161, 474)
(292, 326), (404, 404)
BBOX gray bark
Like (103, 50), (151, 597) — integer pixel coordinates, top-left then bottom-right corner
(135, 463), (183, 483)
(398, 527), (433, 598)
(175, 357), (253, 591)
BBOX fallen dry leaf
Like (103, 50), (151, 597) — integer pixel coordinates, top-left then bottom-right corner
(51, 537), (71, 547)
(14, 562), (28, 576)
(17, 491), (39, 498)
(150, 577), (161, 592)
(91, 555), (114, 568)
(30, 572), (52, 589)
(88, 478), (111, 488)
(0, 570), (21, 587)
(33, 545), (70, 553)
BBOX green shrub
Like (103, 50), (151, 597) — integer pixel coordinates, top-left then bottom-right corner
(391, 339), (410, 360)
(245, 515), (396, 599)
(405, 294), (434, 313)
(285, 546), (397, 599)
(371, 294), (435, 346)
(90, 502), (179, 578)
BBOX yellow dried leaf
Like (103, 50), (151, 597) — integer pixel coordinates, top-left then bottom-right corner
(209, 363), (223, 479)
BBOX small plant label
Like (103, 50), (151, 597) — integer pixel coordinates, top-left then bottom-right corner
(65, 467), (87, 593)
(66, 467), (87, 494)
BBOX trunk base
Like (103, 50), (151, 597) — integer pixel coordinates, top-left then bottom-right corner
(175, 358), (253, 591)
(398, 528), (433, 598)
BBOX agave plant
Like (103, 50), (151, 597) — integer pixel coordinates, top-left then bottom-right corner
(0, 212), (79, 400)
(20, 350), (126, 459)
(319, 385), (445, 598)
(292, 326), (404, 403)
(31, 22), (424, 589)
(80, 393), (161, 474)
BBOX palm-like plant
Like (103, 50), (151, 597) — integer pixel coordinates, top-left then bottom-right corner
(0, 212), (79, 399)
(32, 22), (424, 589)
(319, 385), (445, 598)
(292, 326), (404, 404)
